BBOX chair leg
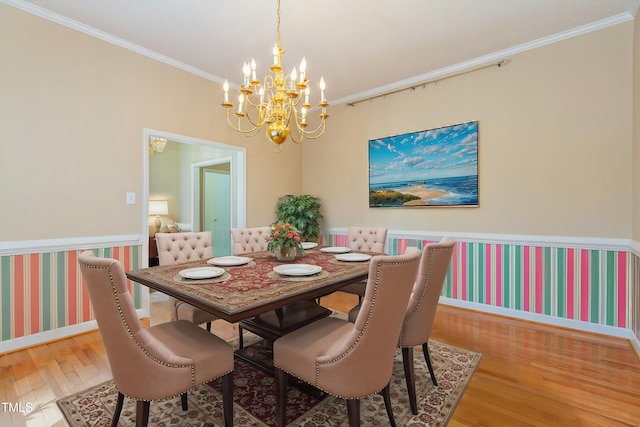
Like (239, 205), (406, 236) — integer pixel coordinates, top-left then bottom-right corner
(380, 384), (396, 427)
(238, 325), (244, 349)
(422, 341), (438, 386)
(135, 400), (150, 427)
(402, 346), (418, 415)
(206, 321), (212, 332)
(181, 392), (188, 411)
(110, 392), (125, 427)
(221, 371), (234, 427)
(346, 399), (361, 427)
(275, 367), (288, 427)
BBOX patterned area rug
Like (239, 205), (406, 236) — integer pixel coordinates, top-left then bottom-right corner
(57, 339), (480, 427)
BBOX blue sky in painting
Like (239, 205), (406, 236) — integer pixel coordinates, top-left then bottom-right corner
(368, 121), (478, 185)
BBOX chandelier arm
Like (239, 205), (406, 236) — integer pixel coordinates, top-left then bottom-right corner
(225, 108), (261, 135)
(286, 115), (327, 144)
(242, 108), (267, 127)
(299, 120), (328, 139)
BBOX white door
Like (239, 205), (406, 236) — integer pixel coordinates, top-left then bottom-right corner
(202, 167), (232, 256)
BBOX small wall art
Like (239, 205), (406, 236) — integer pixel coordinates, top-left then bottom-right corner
(369, 120), (478, 207)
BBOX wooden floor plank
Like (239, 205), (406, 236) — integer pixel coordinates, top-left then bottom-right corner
(0, 292), (638, 426)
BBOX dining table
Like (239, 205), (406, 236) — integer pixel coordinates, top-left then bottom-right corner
(126, 245), (376, 397)
(126, 246), (374, 324)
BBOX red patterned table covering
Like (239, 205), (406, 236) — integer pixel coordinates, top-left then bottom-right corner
(126, 248), (374, 323)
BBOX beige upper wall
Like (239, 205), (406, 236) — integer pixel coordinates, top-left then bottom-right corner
(304, 23), (635, 239)
(0, 4), (301, 241)
(1, 4), (636, 242)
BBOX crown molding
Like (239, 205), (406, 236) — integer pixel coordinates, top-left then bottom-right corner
(332, 12), (635, 106)
(3, 0), (633, 105)
(1, 0), (225, 85)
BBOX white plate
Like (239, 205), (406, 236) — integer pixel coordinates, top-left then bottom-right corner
(207, 256), (252, 266)
(320, 246), (352, 254)
(273, 264), (323, 276)
(179, 267), (225, 279)
(335, 253), (372, 262)
(301, 242), (318, 250)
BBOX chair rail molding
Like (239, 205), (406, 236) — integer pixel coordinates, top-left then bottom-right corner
(322, 227), (632, 252)
(0, 234), (144, 256)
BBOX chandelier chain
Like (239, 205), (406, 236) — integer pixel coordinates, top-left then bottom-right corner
(276, 0), (281, 51)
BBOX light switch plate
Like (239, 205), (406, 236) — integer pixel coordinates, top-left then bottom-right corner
(126, 192), (136, 204)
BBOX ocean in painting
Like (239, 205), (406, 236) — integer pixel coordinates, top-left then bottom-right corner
(370, 175), (478, 206)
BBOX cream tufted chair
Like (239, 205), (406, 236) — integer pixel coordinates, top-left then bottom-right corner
(349, 237), (455, 415)
(274, 247), (422, 427)
(338, 226), (388, 302)
(231, 227), (270, 254)
(78, 251), (234, 427)
(155, 232), (218, 331)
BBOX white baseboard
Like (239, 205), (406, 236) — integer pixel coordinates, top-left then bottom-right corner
(441, 297), (634, 340)
(0, 308), (148, 354)
(631, 335), (640, 359)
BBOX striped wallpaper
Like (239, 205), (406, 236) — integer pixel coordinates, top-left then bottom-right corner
(1, 235), (638, 346)
(0, 245), (141, 342)
(320, 233), (639, 340)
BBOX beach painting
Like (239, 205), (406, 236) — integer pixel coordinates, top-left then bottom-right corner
(369, 121), (479, 207)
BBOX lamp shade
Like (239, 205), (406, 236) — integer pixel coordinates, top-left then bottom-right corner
(149, 200), (169, 216)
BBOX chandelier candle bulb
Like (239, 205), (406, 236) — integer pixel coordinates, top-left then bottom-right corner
(299, 57), (306, 83)
(290, 67), (297, 90)
(250, 58), (258, 83)
(237, 93), (244, 114)
(243, 62), (251, 87)
(320, 77), (326, 103)
(222, 80), (229, 105)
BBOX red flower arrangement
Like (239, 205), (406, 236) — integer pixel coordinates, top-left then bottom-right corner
(267, 222), (304, 257)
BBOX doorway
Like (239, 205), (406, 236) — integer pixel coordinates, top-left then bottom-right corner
(144, 129), (246, 261)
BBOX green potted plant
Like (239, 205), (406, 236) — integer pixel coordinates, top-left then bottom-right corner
(275, 194), (323, 241)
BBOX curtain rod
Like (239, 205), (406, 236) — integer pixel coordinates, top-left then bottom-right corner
(347, 59), (507, 107)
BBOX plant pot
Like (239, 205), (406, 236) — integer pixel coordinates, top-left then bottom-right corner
(275, 246), (297, 262)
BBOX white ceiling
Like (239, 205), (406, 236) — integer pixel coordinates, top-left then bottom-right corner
(6, 0), (640, 105)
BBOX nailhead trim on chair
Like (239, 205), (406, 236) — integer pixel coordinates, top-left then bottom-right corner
(79, 260), (232, 402)
(398, 246), (449, 344)
(279, 258), (412, 400)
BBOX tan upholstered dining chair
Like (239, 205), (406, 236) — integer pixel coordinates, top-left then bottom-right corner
(155, 232), (218, 331)
(349, 237), (455, 415)
(338, 226), (388, 302)
(78, 251), (234, 427)
(273, 247), (422, 427)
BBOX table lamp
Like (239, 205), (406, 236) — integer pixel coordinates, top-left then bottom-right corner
(149, 200), (169, 234)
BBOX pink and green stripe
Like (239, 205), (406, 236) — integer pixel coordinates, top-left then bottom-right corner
(1, 245), (141, 342)
(320, 233), (637, 333)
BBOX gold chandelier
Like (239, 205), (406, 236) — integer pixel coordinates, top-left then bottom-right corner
(221, 0), (329, 151)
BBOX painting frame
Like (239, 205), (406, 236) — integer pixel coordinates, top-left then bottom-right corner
(368, 120), (479, 208)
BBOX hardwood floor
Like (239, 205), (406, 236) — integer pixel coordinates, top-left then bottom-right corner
(1, 292), (639, 426)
